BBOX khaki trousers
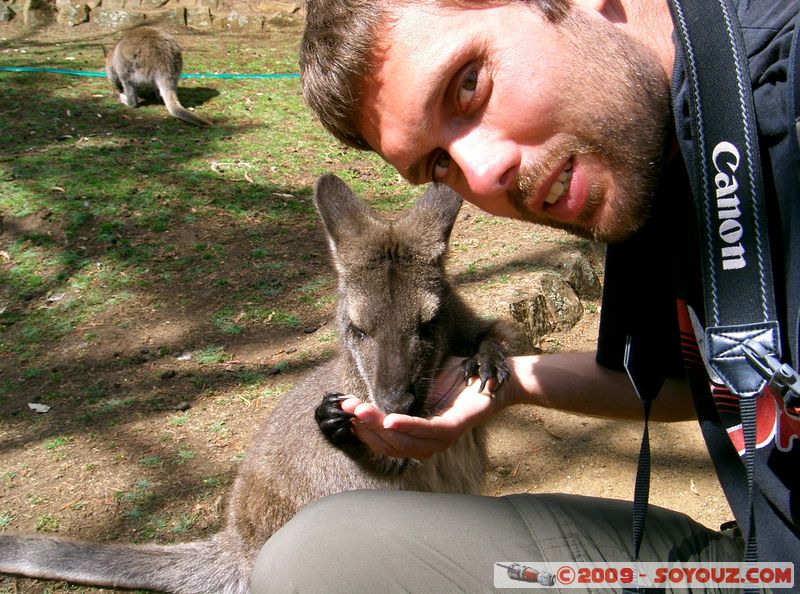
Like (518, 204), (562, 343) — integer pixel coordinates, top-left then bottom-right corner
(251, 490), (742, 593)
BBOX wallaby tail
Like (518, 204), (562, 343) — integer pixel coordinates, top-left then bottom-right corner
(0, 532), (248, 594)
(159, 83), (210, 126)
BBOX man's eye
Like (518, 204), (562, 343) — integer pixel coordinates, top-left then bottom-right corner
(433, 152), (451, 181)
(456, 69), (478, 111)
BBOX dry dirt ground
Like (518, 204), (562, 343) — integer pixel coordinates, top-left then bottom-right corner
(0, 21), (730, 594)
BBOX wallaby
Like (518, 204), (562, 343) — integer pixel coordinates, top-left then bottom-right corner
(104, 26), (210, 126)
(0, 174), (510, 594)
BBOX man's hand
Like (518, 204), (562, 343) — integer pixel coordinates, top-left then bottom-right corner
(340, 356), (502, 460)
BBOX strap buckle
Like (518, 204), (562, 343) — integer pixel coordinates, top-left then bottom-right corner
(741, 338), (800, 406)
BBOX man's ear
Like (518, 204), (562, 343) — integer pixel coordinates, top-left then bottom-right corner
(573, 0), (625, 22)
(572, 0), (608, 10)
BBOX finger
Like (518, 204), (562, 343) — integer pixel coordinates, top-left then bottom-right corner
(352, 402), (386, 427)
(383, 412), (461, 440)
(341, 398), (385, 425)
(340, 397), (363, 414)
(373, 428), (450, 459)
(349, 416), (450, 459)
(342, 401), (447, 458)
(350, 421), (406, 457)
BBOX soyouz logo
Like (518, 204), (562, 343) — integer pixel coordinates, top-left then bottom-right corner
(493, 561), (794, 589)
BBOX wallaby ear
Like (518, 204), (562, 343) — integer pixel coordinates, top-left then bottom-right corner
(410, 183), (463, 244)
(313, 174), (375, 251)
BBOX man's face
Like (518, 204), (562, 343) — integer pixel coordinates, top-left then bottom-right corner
(357, 2), (672, 243)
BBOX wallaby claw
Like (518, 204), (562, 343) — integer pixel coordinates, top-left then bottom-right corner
(315, 392), (359, 448)
(460, 350), (510, 395)
(461, 359), (480, 384)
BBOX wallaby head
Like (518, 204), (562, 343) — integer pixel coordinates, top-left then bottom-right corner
(314, 174), (462, 417)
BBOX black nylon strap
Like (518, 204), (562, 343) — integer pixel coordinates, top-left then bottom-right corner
(624, 335), (663, 568)
(669, 0), (782, 399)
(668, 0), (774, 573)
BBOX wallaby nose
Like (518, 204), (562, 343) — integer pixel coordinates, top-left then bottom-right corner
(379, 389), (416, 416)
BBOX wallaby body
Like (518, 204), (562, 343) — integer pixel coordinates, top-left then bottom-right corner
(0, 175), (509, 593)
(105, 26), (209, 126)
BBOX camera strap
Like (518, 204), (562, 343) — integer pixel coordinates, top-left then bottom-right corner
(623, 0), (798, 584)
(669, 0), (796, 404)
(668, 0), (782, 570)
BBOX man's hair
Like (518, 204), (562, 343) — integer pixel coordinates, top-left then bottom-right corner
(300, 0), (570, 151)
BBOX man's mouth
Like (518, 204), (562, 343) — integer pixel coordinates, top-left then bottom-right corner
(543, 158), (573, 205)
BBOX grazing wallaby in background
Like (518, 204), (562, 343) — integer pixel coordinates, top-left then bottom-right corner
(0, 174), (510, 594)
(104, 26), (210, 126)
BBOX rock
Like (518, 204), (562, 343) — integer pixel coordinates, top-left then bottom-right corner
(559, 253), (602, 300)
(186, 5), (212, 30)
(0, 3), (16, 22)
(266, 11), (299, 27)
(509, 272), (584, 349)
(147, 6), (185, 26)
(55, 0), (89, 25)
(214, 9), (263, 33)
(23, 0), (54, 26)
(139, 0), (167, 9)
(91, 7), (145, 27)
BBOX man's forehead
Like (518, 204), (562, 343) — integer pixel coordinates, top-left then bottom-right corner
(357, 3), (486, 181)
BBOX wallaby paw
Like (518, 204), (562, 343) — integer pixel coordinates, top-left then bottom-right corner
(461, 352), (510, 394)
(314, 392), (358, 447)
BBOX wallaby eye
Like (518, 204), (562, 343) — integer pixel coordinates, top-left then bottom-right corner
(418, 317), (438, 340)
(349, 324), (367, 341)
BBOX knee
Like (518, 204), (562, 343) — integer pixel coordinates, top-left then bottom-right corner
(249, 491), (383, 594)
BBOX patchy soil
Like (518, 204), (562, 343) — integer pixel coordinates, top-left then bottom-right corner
(0, 21), (730, 594)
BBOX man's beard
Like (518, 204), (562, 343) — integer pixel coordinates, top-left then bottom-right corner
(509, 10), (672, 244)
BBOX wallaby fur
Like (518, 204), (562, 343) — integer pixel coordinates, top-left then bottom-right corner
(105, 26), (210, 126)
(0, 174), (510, 594)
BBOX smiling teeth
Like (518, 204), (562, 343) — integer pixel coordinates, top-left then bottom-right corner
(544, 159), (573, 205)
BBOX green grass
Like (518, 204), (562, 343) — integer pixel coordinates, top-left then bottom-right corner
(43, 436), (70, 450)
(175, 448), (195, 465)
(172, 512), (200, 533)
(0, 512), (14, 529)
(34, 514), (59, 532)
(169, 412), (191, 427)
(195, 346), (228, 365)
(139, 455), (164, 468)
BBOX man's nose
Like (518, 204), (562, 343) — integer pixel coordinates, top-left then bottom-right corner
(448, 128), (519, 198)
